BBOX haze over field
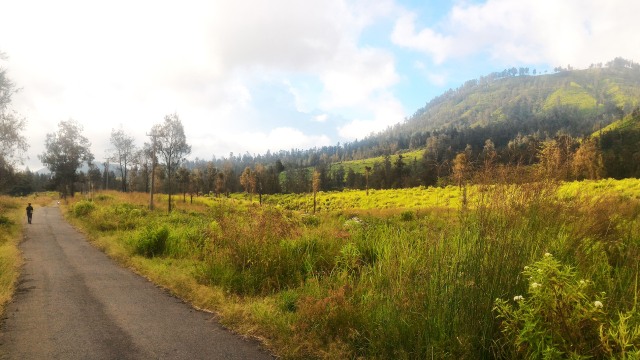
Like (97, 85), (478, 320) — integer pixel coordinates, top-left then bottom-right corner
(2, 0), (640, 170)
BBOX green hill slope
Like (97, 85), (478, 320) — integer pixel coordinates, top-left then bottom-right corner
(598, 109), (640, 178)
(394, 60), (640, 142)
(598, 108), (640, 134)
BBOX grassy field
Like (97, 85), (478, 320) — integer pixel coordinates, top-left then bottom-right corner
(333, 148), (425, 172)
(543, 81), (599, 113)
(23, 180), (640, 358)
(254, 185), (461, 214)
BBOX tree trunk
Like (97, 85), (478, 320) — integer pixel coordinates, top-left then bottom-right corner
(168, 170), (172, 213)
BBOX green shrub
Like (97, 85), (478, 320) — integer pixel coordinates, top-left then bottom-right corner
(301, 214), (320, 227)
(84, 203), (144, 232)
(133, 225), (169, 258)
(71, 200), (96, 217)
(278, 289), (299, 312)
(0, 215), (13, 226)
(95, 194), (113, 201)
(95, 221), (118, 232)
(399, 210), (415, 221)
(164, 221), (208, 259)
(494, 254), (639, 359)
(195, 259), (238, 289)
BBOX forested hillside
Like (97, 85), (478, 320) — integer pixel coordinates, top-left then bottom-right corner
(599, 107), (640, 179)
(6, 59), (640, 196)
(184, 57), (640, 195)
(404, 59), (640, 135)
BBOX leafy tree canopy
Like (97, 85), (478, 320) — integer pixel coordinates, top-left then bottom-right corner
(39, 119), (93, 196)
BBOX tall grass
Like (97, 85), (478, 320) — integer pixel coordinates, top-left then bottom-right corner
(0, 196), (22, 314)
(285, 182), (564, 358)
(65, 181), (640, 359)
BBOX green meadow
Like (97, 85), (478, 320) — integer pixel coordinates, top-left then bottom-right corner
(26, 179), (640, 358)
(329, 148), (425, 175)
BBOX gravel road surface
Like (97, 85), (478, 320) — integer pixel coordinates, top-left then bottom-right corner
(0, 205), (273, 359)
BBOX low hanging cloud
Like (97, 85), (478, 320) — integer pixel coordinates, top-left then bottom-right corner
(194, 127), (333, 159)
(320, 47), (399, 109)
(338, 94), (405, 139)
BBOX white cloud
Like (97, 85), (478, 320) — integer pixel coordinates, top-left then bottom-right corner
(313, 114), (328, 123)
(392, 0), (640, 68)
(200, 127), (332, 158)
(427, 72), (449, 87)
(320, 47), (400, 109)
(208, 0), (352, 72)
(338, 95), (405, 139)
(6, 0), (639, 174)
(283, 80), (319, 114)
(392, 12), (454, 64)
(1, 0), (408, 170)
(17, 0), (639, 171)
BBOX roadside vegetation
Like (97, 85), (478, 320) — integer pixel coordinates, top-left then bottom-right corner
(0, 193), (55, 315)
(63, 179), (640, 359)
(0, 196), (22, 315)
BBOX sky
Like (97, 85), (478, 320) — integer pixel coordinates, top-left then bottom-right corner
(2, 0), (640, 171)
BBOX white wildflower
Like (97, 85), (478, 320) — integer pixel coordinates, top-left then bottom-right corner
(344, 217), (363, 228)
(594, 301), (603, 309)
(530, 282), (541, 289)
(513, 295), (524, 302)
(523, 266), (529, 270)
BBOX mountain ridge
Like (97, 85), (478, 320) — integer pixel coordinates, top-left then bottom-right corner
(396, 60), (640, 138)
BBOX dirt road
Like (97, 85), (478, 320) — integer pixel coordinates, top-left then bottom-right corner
(0, 205), (273, 359)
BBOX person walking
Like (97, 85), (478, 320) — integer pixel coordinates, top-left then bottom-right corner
(26, 203), (34, 224)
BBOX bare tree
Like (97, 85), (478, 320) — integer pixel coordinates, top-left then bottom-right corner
(573, 137), (604, 180)
(364, 166), (371, 195)
(312, 169), (321, 213)
(131, 144), (153, 193)
(254, 163), (266, 205)
(240, 166), (256, 201)
(110, 127), (136, 192)
(189, 168), (201, 203)
(215, 172), (225, 197)
(452, 151), (472, 208)
(154, 113), (191, 212)
(452, 152), (470, 188)
(176, 167), (191, 203)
